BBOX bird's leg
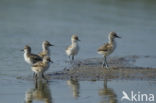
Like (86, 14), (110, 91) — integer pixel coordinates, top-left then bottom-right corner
(102, 56), (106, 68)
(33, 72), (36, 79)
(69, 56), (71, 61)
(35, 79), (38, 89)
(104, 56), (109, 69)
(34, 73), (38, 88)
(72, 55), (74, 61)
(69, 56), (72, 64)
(42, 73), (48, 82)
(33, 73), (38, 80)
(35, 74), (38, 81)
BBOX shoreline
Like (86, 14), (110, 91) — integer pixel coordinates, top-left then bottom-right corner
(17, 55), (156, 81)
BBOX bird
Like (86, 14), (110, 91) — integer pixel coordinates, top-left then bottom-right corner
(38, 41), (54, 58)
(22, 45), (42, 65)
(66, 35), (80, 61)
(97, 32), (120, 68)
(32, 56), (53, 81)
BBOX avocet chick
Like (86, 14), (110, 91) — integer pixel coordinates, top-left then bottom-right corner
(66, 35), (80, 61)
(97, 32), (120, 68)
(22, 45), (42, 65)
(38, 41), (54, 58)
(32, 56), (53, 81)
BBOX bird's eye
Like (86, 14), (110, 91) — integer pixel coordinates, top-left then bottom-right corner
(75, 37), (78, 40)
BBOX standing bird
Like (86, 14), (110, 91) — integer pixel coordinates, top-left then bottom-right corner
(32, 56), (53, 81)
(22, 45), (42, 65)
(38, 41), (54, 58)
(97, 32), (120, 68)
(66, 35), (80, 61)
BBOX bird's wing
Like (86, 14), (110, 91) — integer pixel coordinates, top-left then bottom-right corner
(38, 52), (43, 57)
(38, 51), (46, 58)
(97, 43), (112, 52)
(30, 54), (42, 61)
(32, 62), (43, 67)
(66, 45), (72, 51)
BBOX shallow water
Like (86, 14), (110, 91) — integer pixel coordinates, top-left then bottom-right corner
(1, 80), (156, 103)
(0, 0), (156, 103)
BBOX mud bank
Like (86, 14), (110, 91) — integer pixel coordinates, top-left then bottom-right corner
(18, 56), (156, 81)
(48, 56), (156, 81)
(50, 67), (156, 81)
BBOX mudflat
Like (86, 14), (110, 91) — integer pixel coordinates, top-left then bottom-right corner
(49, 56), (156, 81)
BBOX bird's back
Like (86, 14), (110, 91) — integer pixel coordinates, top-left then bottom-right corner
(32, 61), (45, 73)
(29, 53), (42, 64)
(97, 43), (114, 56)
(38, 51), (48, 58)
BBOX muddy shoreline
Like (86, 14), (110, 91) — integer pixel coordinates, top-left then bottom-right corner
(18, 56), (156, 81)
(50, 67), (156, 81)
(48, 56), (156, 81)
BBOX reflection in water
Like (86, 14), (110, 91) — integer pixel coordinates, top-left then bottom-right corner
(67, 79), (80, 99)
(98, 79), (117, 103)
(25, 81), (52, 103)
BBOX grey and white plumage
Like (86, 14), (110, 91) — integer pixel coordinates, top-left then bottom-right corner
(38, 41), (54, 58)
(22, 45), (42, 65)
(32, 56), (53, 81)
(97, 32), (120, 68)
(66, 35), (80, 61)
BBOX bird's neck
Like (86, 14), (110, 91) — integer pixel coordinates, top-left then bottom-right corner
(43, 47), (50, 57)
(42, 45), (48, 51)
(43, 60), (48, 63)
(72, 41), (78, 47)
(43, 45), (50, 54)
(25, 50), (31, 55)
(43, 61), (50, 66)
(108, 37), (115, 44)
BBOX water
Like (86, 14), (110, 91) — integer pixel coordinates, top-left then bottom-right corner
(0, 0), (156, 103)
(0, 80), (156, 103)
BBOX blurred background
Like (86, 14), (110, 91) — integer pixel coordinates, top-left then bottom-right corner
(0, 0), (156, 103)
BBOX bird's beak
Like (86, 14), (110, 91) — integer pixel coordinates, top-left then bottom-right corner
(50, 60), (53, 63)
(20, 49), (24, 51)
(115, 35), (121, 38)
(77, 39), (80, 41)
(49, 44), (54, 46)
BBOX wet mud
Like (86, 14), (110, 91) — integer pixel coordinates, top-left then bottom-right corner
(49, 56), (156, 81)
(18, 56), (156, 81)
